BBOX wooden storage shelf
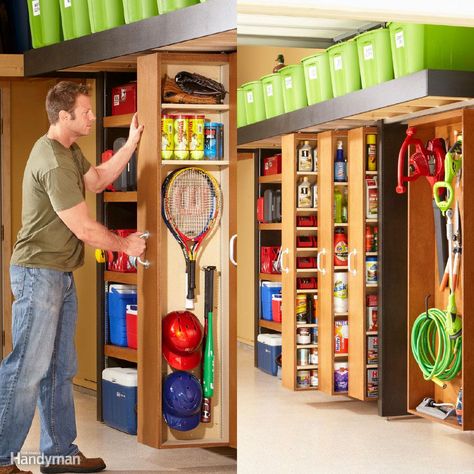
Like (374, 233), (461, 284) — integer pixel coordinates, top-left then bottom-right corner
(161, 160), (230, 166)
(104, 271), (137, 285)
(296, 289), (318, 294)
(407, 409), (462, 430)
(296, 171), (318, 176)
(335, 353), (348, 358)
(103, 191), (137, 202)
(104, 344), (137, 363)
(296, 323), (318, 328)
(103, 114), (134, 128)
(259, 223), (282, 231)
(366, 171), (378, 175)
(367, 364), (378, 369)
(334, 182), (348, 186)
(297, 344), (318, 349)
(296, 247), (318, 252)
(334, 266), (348, 270)
(259, 273), (281, 282)
(259, 174), (282, 184)
(334, 222), (348, 227)
(296, 207), (317, 212)
(297, 365), (318, 370)
(296, 227), (318, 231)
(366, 252), (378, 256)
(296, 269), (318, 273)
(366, 331), (378, 336)
(259, 320), (282, 332)
(334, 312), (349, 317)
(366, 283), (378, 288)
(366, 218), (378, 223)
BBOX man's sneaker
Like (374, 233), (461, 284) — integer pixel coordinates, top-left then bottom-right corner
(40, 452), (106, 474)
(0, 466), (32, 474)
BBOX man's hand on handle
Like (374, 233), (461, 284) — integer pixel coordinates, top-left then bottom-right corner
(122, 232), (147, 257)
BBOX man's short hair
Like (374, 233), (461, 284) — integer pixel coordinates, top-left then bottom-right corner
(46, 81), (89, 125)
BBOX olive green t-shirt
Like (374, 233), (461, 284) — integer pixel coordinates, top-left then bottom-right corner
(11, 135), (92, 272)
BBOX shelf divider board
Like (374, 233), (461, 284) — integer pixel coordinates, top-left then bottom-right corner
(136, 53), (161, 448)
(104, 271), (137, 285)
(318, 131), (335, 395)
(103, 191), (137, 203)
(281, 133), (297, 390)
(347, 127), (369, 401)
(104, 344), (137, 363)
(259, 320), (282, 332)
(103, 113), (134, 128)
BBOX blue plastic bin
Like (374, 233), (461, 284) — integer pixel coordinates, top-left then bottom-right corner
(102, 368), (137, 435)
(108, 284), (137, 347)
(261, 282), (282, 320)
(257, 334), (282, 376)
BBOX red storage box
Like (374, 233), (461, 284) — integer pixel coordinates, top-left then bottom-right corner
(296, 235), (317, 248)
(107, 229), (137, 273)
(272, 294), (282, 322)
(112, 83), (137, 115)
(297, 277), (317, 290)
(297, 215), (317, 227)
(261, 246), (281, 274)
(126, 304), (138, 349)
(263, 154), (282, 175)
(297, 257), (317, 269)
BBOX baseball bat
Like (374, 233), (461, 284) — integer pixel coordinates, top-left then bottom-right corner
(201, 266), (216, 423)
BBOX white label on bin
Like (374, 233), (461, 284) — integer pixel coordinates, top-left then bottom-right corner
(32, 0), (40, 16)
(364, 44), (374, 60)
(246, 91), (254, 103)
(309, 65), (318, 80)
(395, 31), (405, 48)
(113, 94), (120, 106)
(334, 55), (343, 71)
(64, 0), (72, 7)
(285, 76), (293, 89)
(266, 84), (273, 97)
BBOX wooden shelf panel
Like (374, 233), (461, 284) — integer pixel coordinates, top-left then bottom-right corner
(161, 103), (229, 112)
(104, 191), (137, 202)
(334, 312), (349, 317)
(407, 409), (462, 430)
(334, 222), (348, 226)
(366, 218), (378, 223)
(296, 207), (317, 212)
(296, 323), (318, 328)
(259, 174), (282, 184)
(259, 223), (282, 230)
(259, 320), (282, 332)
(366, 171), (378, 175)
(367, 364), (378, 369)
(296, 268), (318, 273)
(334, 182), (348, 186)
(296, 171), (318, 176)
(297, 365), (318, 370)
(104, 271), (137, 285)
(334, 353), (348, 358)
(296, 289), (318, 294)
(162, 160), (230, 166)
(296, 247), (318, 252)
(104, 344), (137, 363)
(296, 227), (318, 231)
(366, 252), (378, 256)
(259, 273), (282, 282)
(366, 283), (379, 288)
(103, 114), (133, 128)
(297, 344), (318, 349)
(366, 331), (378, 335)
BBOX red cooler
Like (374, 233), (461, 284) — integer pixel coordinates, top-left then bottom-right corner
(126, 305), (138, 349)
(272, 294), (282, 322)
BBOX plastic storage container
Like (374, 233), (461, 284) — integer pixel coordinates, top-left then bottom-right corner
(237, 88), (247, 127)
(59, 0), (91, 41)
(87, 0), (124, 33)
(126, 304), (138, 349)
(301, 52), (333, 105)
(272, 294), (282, 322)
(257, 334), (282, 376)
(27, 0), (62, 48)
(327, 40), (362, 97)
(389, 23), (474, 78)
(260, 73), (285, 118)
(279, 64), (307, 112)
(122, 0), (158, 23)
(102, 368), (137, 434)
(261, 282), (282, 320)
(108, 284), (137, 346)
(157, 0), (200, 14)
(241, 81), (266, 124)
(356, 28), (394, 88)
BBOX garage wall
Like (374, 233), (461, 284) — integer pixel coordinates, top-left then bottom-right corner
(10, 78), (98, 390)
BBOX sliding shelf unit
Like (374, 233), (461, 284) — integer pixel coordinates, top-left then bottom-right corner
(238, 69), (474, 423)
(23, 0), (237, 449)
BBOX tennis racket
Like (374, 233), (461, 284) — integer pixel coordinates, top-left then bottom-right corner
(162, 167), (222, 309)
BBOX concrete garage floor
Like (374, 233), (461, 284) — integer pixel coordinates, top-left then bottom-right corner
(237, 343), (474, 474)
(19, 390), (236, 473)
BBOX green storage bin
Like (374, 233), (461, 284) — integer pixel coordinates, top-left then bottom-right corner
(279, 64), (307, 113)
(237, 88), (247, 128)
(301, 52), (333, 105)
(87, 0), (124, 33)
(59, 0), (91, 41)
(356, 28), (393, 88)
(389, 23), (474, 78)
(327, 40), (361, 97)
(241, 81), (266, 124)
(260, 73), (285, 118)
(157, 0), (200, 14)
(123, 0), (158, 23)
(27, 0), (62, 48)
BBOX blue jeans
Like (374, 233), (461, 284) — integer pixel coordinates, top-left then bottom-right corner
(0, 265), (79, 465)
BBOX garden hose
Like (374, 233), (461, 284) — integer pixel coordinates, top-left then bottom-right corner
(411, 298), (462, 388)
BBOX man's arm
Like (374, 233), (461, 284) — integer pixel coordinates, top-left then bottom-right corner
(57, 200), (146, 257)
(84, 112), (144, 193)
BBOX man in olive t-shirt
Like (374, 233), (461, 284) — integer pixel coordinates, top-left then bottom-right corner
(0, 82), (145, 474)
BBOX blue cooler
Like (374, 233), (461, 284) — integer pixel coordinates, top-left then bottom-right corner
(102, 367), (137, 435)
(261, 282), (282, 320)
(108, 284), (137, 346)
(257, 334), (282, 376)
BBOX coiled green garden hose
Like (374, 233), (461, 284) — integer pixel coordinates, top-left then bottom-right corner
(411, 305), (462, 388)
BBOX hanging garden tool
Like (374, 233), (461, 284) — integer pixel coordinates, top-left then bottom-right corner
(410, 135), (463, 388)
(396, 127), (448, 283)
